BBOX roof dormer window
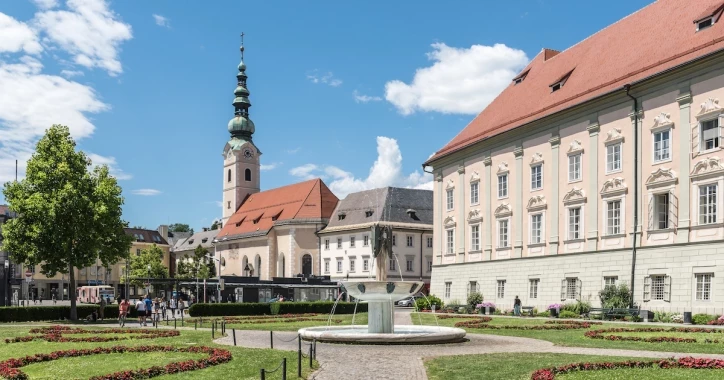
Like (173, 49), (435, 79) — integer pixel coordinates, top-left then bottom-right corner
(697, 17), (714, 31)
(550, 69), (574, 93)
(551, 83), (562, 92)
(201, 238), (208, 243)
(512, 69), (529, 85)
(187, 239), (194, 245)
(338, 212), (346, 221)
(365, 210), (373, 217)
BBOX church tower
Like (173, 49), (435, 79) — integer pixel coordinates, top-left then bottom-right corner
(222, 35), (261, 224)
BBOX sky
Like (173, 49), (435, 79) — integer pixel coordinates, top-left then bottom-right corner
(0, 0), (653, 231)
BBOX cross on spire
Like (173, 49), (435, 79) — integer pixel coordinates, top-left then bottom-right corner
(240, 32), (245, 60)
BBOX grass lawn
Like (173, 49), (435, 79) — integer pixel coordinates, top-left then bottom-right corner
(188, 313), (368, 332)
(425, 352), (723, 380)
(412, 313), (724, 354)
(0, 325), (315, 379)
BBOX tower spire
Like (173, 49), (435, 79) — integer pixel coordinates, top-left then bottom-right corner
(227, 32), (255, 141)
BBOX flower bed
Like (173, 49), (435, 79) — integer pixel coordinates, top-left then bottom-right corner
(530, 357), (724, 379)
(545, 320), (602, 326)
(0, 345), (232, 380)
(187, 315), (340, 325)
(453, 320), (595, 330)
(437, 315), (492, 321)
(584, 327), (724, 343)
(4, 326), (180, 344)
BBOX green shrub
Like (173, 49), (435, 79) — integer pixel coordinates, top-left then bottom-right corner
(415, 295), (443, 311)
(0, 305), (100, 322)
(654, 311), (675, 323)
(599, 284), (632, 308)
(562, 300), (591, 315)
(536, 311), (550, 317)
(693, 313), (718, 325)
(466, 292), (483, 309)
(270, 303), (281, 315)
(559, 310), (580, 319)
(188, 301), (366, 317)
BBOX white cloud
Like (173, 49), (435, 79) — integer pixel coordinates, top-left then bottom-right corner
(60, 69), (84, 78)
(260, 162), (281, 171)
(307, 70), (342, 87)
(385, 42), (529, 115)
(33, 0), (133, 76)
(132, 188), (161, 196)
(289, 137), (432, 198)
(0, 13), (43, 54)
(86, 152), (131, 180)
(31, 0), (59, 10)
(353, 90), (382, 103)
(152, 14), (170, 28)
(287, 147), (300, 154)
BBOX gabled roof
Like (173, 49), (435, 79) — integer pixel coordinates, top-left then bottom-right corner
(172, 229), (219, 253)
(427, 0), (724, 165)
(216, 178), (338, 240)
(124, 228), (169, 245)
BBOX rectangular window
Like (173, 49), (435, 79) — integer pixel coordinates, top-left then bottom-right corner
(568, 153), (581, 182)
(498, 220), (509, 248)
(568, 207), (581, 240)
(337, 238), (342, 249)
(529, 279), (539, 299)
(696, 273), (713, 301)
(363, 259), (369, 271)
(530, 214), (543, 244)
(604, 276), (618, 288)
(468, 281), (478, 296)
(531, 164), (543, 190)
(427, 260), (433, 272)
(444, 282), (451, 299)
(470, 225), (480, 251)
(606, 143), (622, 173)
(470, 182), (479, 204)
(349, 259), (355, 272)
(336, 260), (342, 273)
(701, 119), (719, 151)
(651, 275), (666, 301)
(324, 260), (330, 273)
(427, 237), (433, 248)
(389, 259), (396, 271)
(350, 236), (356, 248)
(446, 229), (454, 253)
(446, 189), (454, 210)
(406, 259), (413, 272)
(406, 235), (413, 247)
(324, 239), (330, 250)
(566, 278), (578, 299)
(136, 249), (141, 256)
(498, 174), (508, 198)
(655, 193), (669, 230)
(606, 200), (621, 235)
(392, 235), (397, 246)
(653, 129), (671, 162)
(497, 280), (506, 298)
(363, 235), (369, 247)
(699, 184), (717, 224)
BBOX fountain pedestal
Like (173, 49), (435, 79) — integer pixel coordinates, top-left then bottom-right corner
(367, 301), (395, 334)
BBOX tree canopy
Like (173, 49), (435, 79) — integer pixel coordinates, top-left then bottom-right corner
(125, 244), (169, 287)
(169, 223), (193, 234)
(175, 244), (213, 280)
(2, 125), (132, 319)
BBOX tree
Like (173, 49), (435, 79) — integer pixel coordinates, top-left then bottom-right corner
(169, 223), (193, 234)
(125, 244), (169, 288)
(2, 125), (132, 320)
(210, 220), (219, 230)
(175, 260), (192, 280)
(193, 244), (213, 280)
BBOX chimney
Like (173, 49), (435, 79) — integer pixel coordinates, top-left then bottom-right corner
(202, 227), (209, 232)
(157, 225), (169, 238)
(543, 48), (560, 61)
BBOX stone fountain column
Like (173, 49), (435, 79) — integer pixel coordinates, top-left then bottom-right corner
(368, 244), (394, 334)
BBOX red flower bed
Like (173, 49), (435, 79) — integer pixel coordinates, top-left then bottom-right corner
(437, 315), (492, 321)
(5, 326), (180, 344)
(530, 357), (724, 379)
(0, 345), (232, 380)
(584, 327), (724, 343)
(545, 320), (602, 326)
(454, 320), (596, 330)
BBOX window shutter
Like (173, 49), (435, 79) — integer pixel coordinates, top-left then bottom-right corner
(691, 122), (700, 158)
(643, 276), (651, 302)
(664, 275), (671, 302)
(576, 279), (583, 301)
(647, 194), (654, 231)
(560, 279), (566, 300)
(719, 115), (724, 147)
(669, 191), (679, 231)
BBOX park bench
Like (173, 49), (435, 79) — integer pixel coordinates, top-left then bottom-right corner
(586, 308), (606, 320)
(585, 307), (640, 320)
(521, 306), (534, 316)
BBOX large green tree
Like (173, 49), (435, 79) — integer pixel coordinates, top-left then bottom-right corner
(2, 125), (132, 320)
(169, 223), (193, 234)
(125, 244), (169, 288)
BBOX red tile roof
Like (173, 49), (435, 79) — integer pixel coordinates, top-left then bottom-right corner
(427, 0), (724, 165)
(217, 178), (339, 239)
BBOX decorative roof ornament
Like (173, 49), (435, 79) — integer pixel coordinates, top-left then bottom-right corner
(698, 98), (722, 118)
(651, 112), (673, 129)
(228, 32), (256, 143)
(567, 140), (583, 155)
(604, 128), (624, 144)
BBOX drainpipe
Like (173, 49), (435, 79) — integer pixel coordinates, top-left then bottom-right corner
(624, 84), (639, 308)
(420, 232), (423, 283)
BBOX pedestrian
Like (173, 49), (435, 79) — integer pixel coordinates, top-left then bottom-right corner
(32, 291), (37, 305)
(39, 289), (44, 304)
(513, 295), (522, 316)
(170, 297), (177, 317)
(99, 296), (106, 321)
(135, 297), (147, 326)
(179, 298), (186, 317)
(52, 293), (57, 305)
(118, 298), (130, 327)
(153, 298), (161, 323)
(161, 297), (167, 319)
(144, 295), (153, 324)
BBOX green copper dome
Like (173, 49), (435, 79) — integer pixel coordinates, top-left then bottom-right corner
(226, 39), (255, 143)
(228, 115), (255, 137)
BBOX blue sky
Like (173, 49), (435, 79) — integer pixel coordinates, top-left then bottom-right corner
(0, 0), (652, 231)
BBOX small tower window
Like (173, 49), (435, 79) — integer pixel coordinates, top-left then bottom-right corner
(227, 169), (231, 183)
(227, 201), (231, 209)
(245, 168), (251, 181)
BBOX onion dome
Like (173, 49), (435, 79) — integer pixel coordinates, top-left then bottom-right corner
(227, 39), (255, 141)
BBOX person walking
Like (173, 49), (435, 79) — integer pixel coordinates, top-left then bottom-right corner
(170, 297), (177, 317)
(160, 297), (167, 320)
(178, 298), (186, 317)
(118, 298), (130, 327)
(513, 295), (522, 317)
(135, 298), (146, 326)
(144, 295), (153, 324)
(153, 298), (161, 324)
(52, 293), (57, 305)
(99, 296), (106, 321)
(39, 289), (44, 304)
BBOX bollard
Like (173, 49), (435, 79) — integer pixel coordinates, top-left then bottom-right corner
(174, 318), (176, 329)
(282, 358), (287, 380)
(270, 331), (273, 349)
(309, 340), (313, 368)
(313, 339), (317, 361)
(212, 325), (215, 339)
(232, 328), (237, 346)
(260, 368), (265, 380)
(297, 334), (302, 378)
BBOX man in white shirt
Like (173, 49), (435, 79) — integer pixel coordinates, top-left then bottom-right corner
(135, 298), (147, 326)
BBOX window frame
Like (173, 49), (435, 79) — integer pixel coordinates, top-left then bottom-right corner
(470, 224), (481, 251)
(405, 258), (413, 272)
(529, 212), (544, 245)
(497, 174), (509, 199)
(350, 236), (356, 248)
(697, 17), (714, 31)
(406, 235), (414, 247)
(497, 218), (510, 249)
(650, 275), (666, 301)
(695, 273), (713, 302)
(363, 258), (369, 272)
(363, 235), (369, 247)
(565, 278), (578, 300)
(530, 164), (543, 191)
(336, 259), (343, 273)
(389, 258), (396, 271)
(496, 280), (506, 299)
(700, 117), (721, 153)
(426, 236), (433, 248)
(698, 183), (718, 225)
(604, 276), (618, 288)
(603, 198), (624, 236)
(324, 239), (330, 250)
(324, 260), (330, 274)
(529, 278), (539, 299)
(652, 128), (672, 164)
(445, 228), (455, 254)
(337, 238), (343, 249)
(444, 282), (451, 299)
(653, 192), (670, 230)
(605, 142), (623, 174)
(470, 181), (479, 205)
(349, 258), (356, 272)
(566, 206), (583, 241)
(568, 153), (582, 182)
(446, 189), (454, 211)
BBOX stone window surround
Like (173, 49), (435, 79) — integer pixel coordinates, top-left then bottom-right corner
(695, 98), (723, 154)
(469, 223), (482, 252)
(565, 204), (585, 242)
(693, 272), (714, 302)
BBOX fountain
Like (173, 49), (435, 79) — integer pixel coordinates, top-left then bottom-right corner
(299, 225), (466, 344)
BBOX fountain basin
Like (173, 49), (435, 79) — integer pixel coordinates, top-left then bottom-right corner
(343, 280), (424, 302)
(298, 325), (466, 344)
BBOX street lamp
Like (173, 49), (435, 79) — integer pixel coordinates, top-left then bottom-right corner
(4, 260), (9, 307)
(147, 264), (151, 296)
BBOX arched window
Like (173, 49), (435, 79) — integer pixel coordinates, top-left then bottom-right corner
(227, 169), (231, 183)
(302, 254), (312, 277)
(277, 253), (286, 277)
(245, 168), (251, 181)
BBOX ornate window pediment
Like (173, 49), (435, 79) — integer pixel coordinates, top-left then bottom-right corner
(604, 128), (624, 145)
(600, 177), (627, 196)
(567, 140), (583, 155)
(691, 156), (724, 178)
(445, 179), (455, 189)
(469, 171), (480, 183)
(526, 195), (547, 211)
(530, 152), (544, 166)
(651, 112), (673, 130)
(443, 216), (456, 227)
(494, 203), (512, 217)
(497, 162), (509, 174)
(646, 167), (677, 187)
(468, 209), (482, 222)
(563, 187), (587, 204)
(697, 98), (722, 119)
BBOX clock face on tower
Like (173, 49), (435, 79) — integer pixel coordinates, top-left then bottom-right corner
(243, 148), (253, 159)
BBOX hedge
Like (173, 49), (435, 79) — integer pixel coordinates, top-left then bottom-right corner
(189, 301), (368, 317)
(0, 305), (100, 322)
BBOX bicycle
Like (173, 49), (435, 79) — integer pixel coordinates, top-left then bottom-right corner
(118, 312), (128, 327)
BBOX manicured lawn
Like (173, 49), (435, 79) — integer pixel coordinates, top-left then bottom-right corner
(557, 367), (724, 379)
(412, 313), (724, 354)
(188, 313), (368, 332)
(0, 325), (315, 379)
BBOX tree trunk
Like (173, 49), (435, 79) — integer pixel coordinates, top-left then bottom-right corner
(69, 263), (77, 320)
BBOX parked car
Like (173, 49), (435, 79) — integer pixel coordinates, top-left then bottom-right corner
(396, 296), (418, 307)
